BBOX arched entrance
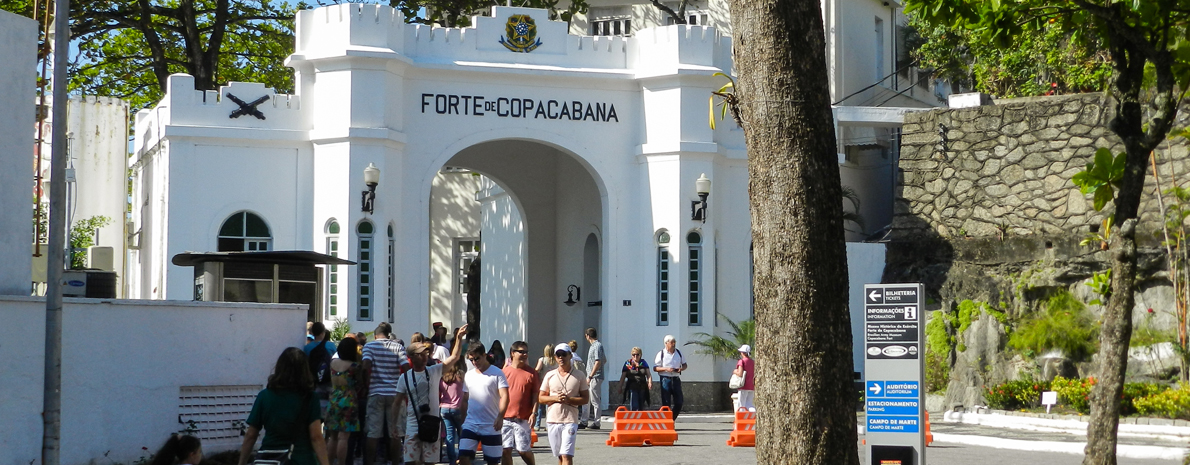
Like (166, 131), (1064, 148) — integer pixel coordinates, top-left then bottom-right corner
(427, 139), (605, 353)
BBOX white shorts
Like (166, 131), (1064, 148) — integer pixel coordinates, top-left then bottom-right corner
(501, 418), (532, 452)
(546, 423), (577, 458)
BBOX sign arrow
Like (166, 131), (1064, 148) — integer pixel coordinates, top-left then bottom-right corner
(868, 290), (881, 301)
(868, 382), (882, 396)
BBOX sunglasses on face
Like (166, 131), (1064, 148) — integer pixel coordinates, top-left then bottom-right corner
(512, 349), (528, 354)
(555, 352), (570, 357)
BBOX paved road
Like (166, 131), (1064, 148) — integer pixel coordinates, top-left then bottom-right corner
(515, 417), (1182, 465)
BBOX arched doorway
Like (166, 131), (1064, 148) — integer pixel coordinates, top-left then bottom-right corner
(427, 139), (605, 353)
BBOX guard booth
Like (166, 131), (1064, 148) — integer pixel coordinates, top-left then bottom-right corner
(173, 251), (354, 322)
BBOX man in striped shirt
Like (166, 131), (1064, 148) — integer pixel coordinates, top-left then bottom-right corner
(363, 322), (411, 465)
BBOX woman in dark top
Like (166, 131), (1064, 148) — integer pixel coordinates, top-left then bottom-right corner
(238, 347), (330, 465)
(618, 346), (653, 411)
(488, 339), (507, 369)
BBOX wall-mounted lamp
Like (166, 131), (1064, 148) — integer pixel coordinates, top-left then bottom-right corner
(691, 173), (712, 222)
(361, 163), (380, 214)
(563, 284), (581, 307)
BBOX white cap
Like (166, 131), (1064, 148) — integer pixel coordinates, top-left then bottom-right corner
(553, 343), (572, 354)
(738, 344), (751, 354)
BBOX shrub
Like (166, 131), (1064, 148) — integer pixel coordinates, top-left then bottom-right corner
(1008, 292), (1099, 361)
(1052, 376), (1095, 414)
(1134, 383), (1190, 420)
(985, 378), (1049, 410)
(1122, 382), (1169, 416)
(329, 318), (352, 342)
(925, 311), (952, 393)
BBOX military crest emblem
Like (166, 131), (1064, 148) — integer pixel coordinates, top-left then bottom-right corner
(500, 15), (542, 53)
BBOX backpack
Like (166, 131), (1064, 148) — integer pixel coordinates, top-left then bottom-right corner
(308, 340), (333, 399)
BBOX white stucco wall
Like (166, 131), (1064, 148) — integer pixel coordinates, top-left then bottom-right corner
(0, 296), (306, 465)
(429, 171), (483, 328)
(0, 10), (36, 295)
(478, 180), (526, 348)
(63, 97), (130, 276)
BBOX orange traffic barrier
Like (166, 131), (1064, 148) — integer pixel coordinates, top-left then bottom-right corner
(726, 408), (755, 447)
(605, 406), (678, 447)
(924, 412), (933, 447)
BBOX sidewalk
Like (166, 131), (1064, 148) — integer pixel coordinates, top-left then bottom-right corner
(615, 411), (1190, 461)
(928, 410), (1190, 461)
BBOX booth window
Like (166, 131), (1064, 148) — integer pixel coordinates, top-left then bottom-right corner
(357, 221), (374, 321)
(326, 220), (340, 317)
(218, 211), (272, 251)
(656, 230), (670, 326)
(687, 231), (702, 326)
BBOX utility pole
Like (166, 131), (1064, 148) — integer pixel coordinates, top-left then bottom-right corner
(42, 0), (70, 462)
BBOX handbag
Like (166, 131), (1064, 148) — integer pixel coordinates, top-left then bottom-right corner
(404, 370), (443, 443)
(729, 371), (746, 389)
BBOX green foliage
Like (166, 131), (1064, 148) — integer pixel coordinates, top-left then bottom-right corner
(1072, 148), (1127, 212)
(69, 215), (112, 269)
(1007, 292), (1098, 361)
(328, 318), (353, 343)
(1052, 375), (1095, 414)
(1122, 382), (1169, 416)
(1131, 308), (1173, 348)
(904, 14), (1110, 98)
(1134, 383), (1190, 419)
(984, 378), (1049, 411)
(685, 314), (755, 361)
(956, 299), (1005, 334)
(925, 311), (954, 393)
(1085, 269), (1112, 306)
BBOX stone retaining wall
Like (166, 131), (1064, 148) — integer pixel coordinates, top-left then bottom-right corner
(893, 93), (1190, 240)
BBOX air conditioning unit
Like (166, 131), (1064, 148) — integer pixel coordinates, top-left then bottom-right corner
(62, 270), (118, 298)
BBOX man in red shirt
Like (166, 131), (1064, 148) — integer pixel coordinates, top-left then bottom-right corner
(501, 340), (540, 465)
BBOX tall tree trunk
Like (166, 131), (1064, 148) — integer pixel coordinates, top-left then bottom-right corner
(729, 0), (858, 463)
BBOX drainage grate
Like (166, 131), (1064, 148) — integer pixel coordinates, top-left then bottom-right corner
(178, 385), (261, 442)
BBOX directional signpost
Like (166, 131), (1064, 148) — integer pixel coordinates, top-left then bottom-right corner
(864, 283), (925, 465)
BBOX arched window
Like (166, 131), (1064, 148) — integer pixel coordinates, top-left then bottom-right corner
(387, 223), (395, 323)
(687, 230), (702, 326)
(218, 211), (271, 251)
(357, 221), (375, 321)
(325, 220), (340, 318)
(656, 229), (671, 326)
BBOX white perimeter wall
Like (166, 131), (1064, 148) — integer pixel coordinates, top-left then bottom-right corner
(0, 11), (35, 295)
(0, 296), (307, 465)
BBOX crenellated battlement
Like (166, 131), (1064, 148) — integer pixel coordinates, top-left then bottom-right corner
(630, 24), (732, 73)
(290, 4), (730, 74)
(295, 3), (406, 57)
(135, 74), (304, 141)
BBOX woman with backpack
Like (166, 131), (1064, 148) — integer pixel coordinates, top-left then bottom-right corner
(238, 347), (330, 465)
(618, 347), (653, 411)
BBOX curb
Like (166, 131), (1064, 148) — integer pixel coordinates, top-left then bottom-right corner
(941, 410), (1190, 440)
(932, 433), (1188, 461)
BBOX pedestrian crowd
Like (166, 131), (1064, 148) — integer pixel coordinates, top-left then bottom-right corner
(137, 323), (755, 465)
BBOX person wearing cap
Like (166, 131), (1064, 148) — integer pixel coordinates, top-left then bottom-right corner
(733, 345), (755, 411)
(653, 335), (687, 419)
(538, 343), (588, 465)
(392, 327), (465, 465)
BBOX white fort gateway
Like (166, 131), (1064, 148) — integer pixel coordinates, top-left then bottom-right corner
(130, 4), (889, 396)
